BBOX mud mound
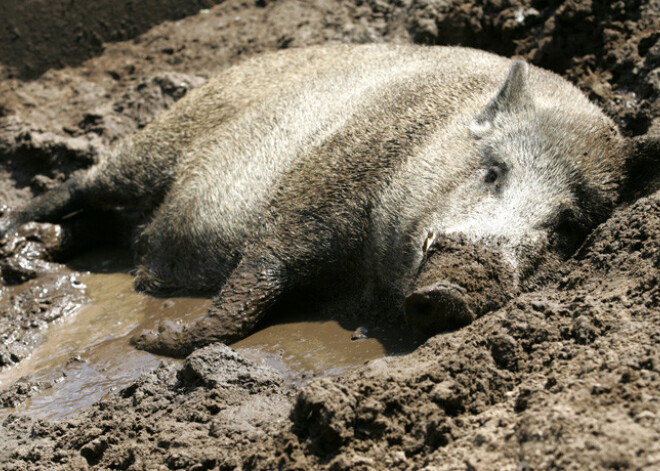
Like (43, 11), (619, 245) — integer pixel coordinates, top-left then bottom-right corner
(0, 0), (659, 469)
(280, 193), (660, 470)
(0, 0), (219, 80)
(2, 345), (291, 469)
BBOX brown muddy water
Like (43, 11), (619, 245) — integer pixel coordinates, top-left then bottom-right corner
(0, 249), (415, 421)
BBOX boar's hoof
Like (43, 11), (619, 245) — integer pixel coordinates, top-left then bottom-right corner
(131, 320), (195, 358)
(404, 281), (475, 336)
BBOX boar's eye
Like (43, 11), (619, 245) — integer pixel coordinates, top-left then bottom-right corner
(481, 158), (507, 188)
(484, 166), (504, 185)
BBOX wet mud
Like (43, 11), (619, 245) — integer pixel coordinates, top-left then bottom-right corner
(1, 248), (414, 422)
(0, 0), (659, 469)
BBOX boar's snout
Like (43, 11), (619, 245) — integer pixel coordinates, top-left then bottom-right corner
(404, 234), (519, 338)
(404, 281), (475, 335)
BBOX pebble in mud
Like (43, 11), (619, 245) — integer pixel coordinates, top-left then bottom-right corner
(351, 327), (368, 340)
(178, 344), (282, 390)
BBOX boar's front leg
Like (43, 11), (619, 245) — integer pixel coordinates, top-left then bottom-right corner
(133, 191), (361, 357)
(132, 248), (286, 358)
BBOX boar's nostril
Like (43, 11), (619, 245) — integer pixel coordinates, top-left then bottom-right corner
(410, 297), (434, 318)
(404, 281), (475, 336)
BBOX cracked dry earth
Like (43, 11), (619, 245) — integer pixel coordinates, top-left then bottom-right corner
(0, 0), (659, 470)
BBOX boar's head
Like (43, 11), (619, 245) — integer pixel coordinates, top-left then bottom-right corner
(404, 61), (631, 336)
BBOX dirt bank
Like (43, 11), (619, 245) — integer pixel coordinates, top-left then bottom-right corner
(0, 0), (659, 469)
(0, 0), (220, 80)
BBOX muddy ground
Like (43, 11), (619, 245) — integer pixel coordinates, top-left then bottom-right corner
(0, 0), (659, 469)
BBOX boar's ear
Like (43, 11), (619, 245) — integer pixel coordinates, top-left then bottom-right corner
(471, 61), (534, 137)
(619, 134), (660, 202)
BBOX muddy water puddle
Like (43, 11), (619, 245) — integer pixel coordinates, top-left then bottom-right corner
(0, 249), (415, 420)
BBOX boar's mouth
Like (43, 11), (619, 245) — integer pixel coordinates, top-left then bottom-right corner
(404, 234), (517, 337)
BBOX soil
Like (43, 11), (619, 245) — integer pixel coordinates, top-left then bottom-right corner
(0, 0), (659, 469)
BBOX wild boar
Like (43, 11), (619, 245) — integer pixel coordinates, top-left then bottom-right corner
(0, 44), (653, 357)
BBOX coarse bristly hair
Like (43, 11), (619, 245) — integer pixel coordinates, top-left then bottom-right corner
(1, 43), (642, 354)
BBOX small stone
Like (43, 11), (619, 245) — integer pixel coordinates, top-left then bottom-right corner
(178, 344), (281, 389)
(351, 326), (368, 340)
